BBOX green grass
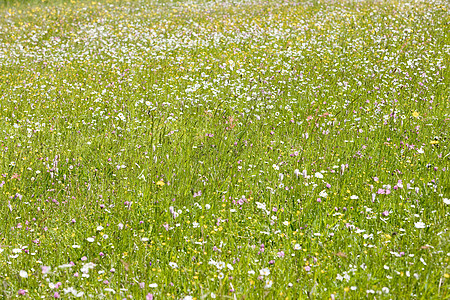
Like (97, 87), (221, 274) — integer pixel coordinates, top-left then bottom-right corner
(0, 0), (449, 299)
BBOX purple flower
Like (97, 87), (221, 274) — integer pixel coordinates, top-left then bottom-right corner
(18, 289), (27, 295)
(54, 292), (60, 298)
(382, 211), (389, 217)
(146, 294), (154, 300)
(304, 266), (311, 272)
(268, 260), (275, 265)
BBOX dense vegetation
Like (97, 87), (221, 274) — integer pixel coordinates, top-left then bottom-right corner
(0, 0), (449, 298)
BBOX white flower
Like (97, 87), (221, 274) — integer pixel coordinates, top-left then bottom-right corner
(19, 270), (28, 278)
(141, 237), (149, 242)
(87, 237), (95, 242)
(218, 272), (224, 279)
(211, 293), (216, 299)
(350, 195), (359, 200)
(314, 172), (323, 179)
(227, 263), (234, 270)
(205, 204), (211, 210)
(12, 248), (22, 254)
(272, 164), (279, 170)
(294, 244), (301, 250)
(264, 279), (273, 289)
(81, 262), (96, 273)
(148, 283), (158, 288)
(420, 257), (427, 265)
(319, 190), (328, 198)
(294, 169), (300, 177)
(256, 202), (266, 210)
(282, 221), (289, 226)
(72, 245), (81, 248)
(118, 223), (124, 230)
(443, 198), (450, 205)
(382, 287), (390, 294)
(414, 221), (426, 229)
(216, 261), (225, 269)
(169, 262), (178, 269)
(96, 226), (104, 231)
(260, 268), (270, 276)
(248, 270), (255, 275)
(118, 113), (126, 121)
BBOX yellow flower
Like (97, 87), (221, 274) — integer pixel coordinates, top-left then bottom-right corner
(412, 111), (420, 118)
(156, 180), (165, 186)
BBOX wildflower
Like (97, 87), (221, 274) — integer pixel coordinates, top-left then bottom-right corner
(156, 180), (165, 186)
(260, 268), (270, 276)
(264, 279), (273, 288)
(218, 272), (224, 279)
(146, 294), (153, 300)
(304, 266), (311, 272)
(294, 244), (301, 250)
(169, 262), (178, 269)
(414, 222), (426, 229)
(443, 198), (450, 205)
(18, 289), (27, 295)
(314, 172), (323, 179)
(19, 270), (28, 278)
(412, 111), (420, 118)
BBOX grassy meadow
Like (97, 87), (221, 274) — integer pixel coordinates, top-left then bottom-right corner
(0, 0), (449, 298)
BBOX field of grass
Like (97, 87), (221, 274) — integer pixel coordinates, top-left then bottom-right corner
(0, 0), (449, 298)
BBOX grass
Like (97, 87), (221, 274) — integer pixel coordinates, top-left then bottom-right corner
(0, 0), (449, 298)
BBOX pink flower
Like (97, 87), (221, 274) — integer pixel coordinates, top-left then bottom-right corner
(304, 266), (311, 272)
(54, 292), (60, 298)
(277, 251), (285, 258)
(146, 294), (154, 300)
(18, 289), (27, 295)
